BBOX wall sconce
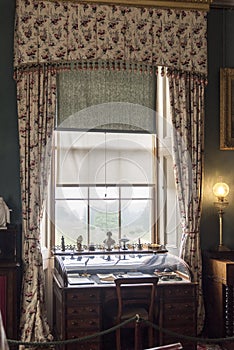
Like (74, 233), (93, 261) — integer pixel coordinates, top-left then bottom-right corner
(213, 181), (230, 251)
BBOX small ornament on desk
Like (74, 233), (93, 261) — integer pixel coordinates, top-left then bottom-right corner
(0, 197), (11, 230)
(137, 238), (143, 250)
(103, 231), (115, 251)
(119, 235), (129, 250)
(61, 236), (65, 251)
(89, 243), (95, 251)
(76, 235), (83, 252)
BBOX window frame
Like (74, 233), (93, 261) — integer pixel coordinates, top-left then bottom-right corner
(50, 130), (157, 248)
(41, 69), (182, 256)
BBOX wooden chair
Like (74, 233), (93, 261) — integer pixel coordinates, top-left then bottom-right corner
(114, 276), (159, 350)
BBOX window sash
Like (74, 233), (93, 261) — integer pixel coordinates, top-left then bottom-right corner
(54, 184), (154, 246)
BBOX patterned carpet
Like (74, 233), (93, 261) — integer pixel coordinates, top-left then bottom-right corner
(197, 345), (224, 350)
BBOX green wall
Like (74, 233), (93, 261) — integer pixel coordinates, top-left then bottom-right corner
(1, 1), (234, 251)
(0, 0), (21, 225)
(201, 8), (234, 250)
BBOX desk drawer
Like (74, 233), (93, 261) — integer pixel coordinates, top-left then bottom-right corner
(67, 289), (100, 303)
(163, 301), (195, 314)
(67, 317), (100, 330)
(67, 304), (100, 318)
(162, 285), (196, 298)
(162, 312), (196, 325)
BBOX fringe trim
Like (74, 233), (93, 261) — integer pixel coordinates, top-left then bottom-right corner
(14, 60), (208, 84)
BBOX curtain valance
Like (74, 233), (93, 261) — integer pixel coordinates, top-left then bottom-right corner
(14, 0), (207, 76)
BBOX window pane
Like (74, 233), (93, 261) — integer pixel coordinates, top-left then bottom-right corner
(89, 186), (118, 200)
(55, 200), (88, 246)
(121, 186), (151, 199)
(55, 186), (88, 199)
(56, 131), (154, 185)
(121, 199), (151, 243)
(89, 200), (119, 244)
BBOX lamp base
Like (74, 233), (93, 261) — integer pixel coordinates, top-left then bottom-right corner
(218, 244), (230, 252)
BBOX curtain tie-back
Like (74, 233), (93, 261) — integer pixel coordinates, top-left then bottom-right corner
(24, 237), (41, 242)
(185, 231), (199, 237)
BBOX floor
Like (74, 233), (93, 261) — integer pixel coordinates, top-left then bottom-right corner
(197, 344), (228, 350)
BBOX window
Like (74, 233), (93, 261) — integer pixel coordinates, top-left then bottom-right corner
(42, 66), (182, 255)
(54, 132), (155, 247)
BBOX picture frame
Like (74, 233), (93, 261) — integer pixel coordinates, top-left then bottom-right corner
(220, 68), (234, 150)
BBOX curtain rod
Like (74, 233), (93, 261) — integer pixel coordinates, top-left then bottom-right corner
(45, 0), (213, 11)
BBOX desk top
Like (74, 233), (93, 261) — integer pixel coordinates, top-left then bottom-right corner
(54, 252), (192, 288)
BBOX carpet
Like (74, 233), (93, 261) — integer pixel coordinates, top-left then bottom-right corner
(197, 345), (224, 350)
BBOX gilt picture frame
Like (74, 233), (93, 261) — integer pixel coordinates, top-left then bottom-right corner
(220, 68), (234, 150)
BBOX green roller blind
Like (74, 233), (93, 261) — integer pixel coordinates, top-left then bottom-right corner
(56, 65), (156, 133)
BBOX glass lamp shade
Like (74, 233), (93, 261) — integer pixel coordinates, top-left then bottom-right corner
(213, 182), (229, 201)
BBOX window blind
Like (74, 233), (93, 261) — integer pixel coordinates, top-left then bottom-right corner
(56, 65), (156, 133)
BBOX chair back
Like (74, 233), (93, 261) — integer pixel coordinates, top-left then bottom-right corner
(114, 276), (159, 322)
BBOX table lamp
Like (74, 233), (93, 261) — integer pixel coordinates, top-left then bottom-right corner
(213, 181), (230, 251)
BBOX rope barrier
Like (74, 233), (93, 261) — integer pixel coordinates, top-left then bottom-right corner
(8, 316), (136, 347)
(7, 315), (234, 348)
(143, 319), (234, 344)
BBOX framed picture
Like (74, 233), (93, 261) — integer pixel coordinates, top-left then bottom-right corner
(220, 68), (234, 150)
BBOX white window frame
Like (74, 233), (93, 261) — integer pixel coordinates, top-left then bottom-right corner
(41, 70), (181, 256)
(156, 71), (182, 256)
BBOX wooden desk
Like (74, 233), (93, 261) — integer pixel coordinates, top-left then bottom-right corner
(53, 275), (197, 350)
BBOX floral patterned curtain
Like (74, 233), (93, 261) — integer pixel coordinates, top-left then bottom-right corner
(15, 66), (56, 348)
(168, 69), (205, 333)
(14, 0), (208, 345)
(14, 1), (207, 75)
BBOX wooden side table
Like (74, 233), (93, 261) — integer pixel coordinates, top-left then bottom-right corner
(203, 251), (234, 342)
(0, 227), (20, 344)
